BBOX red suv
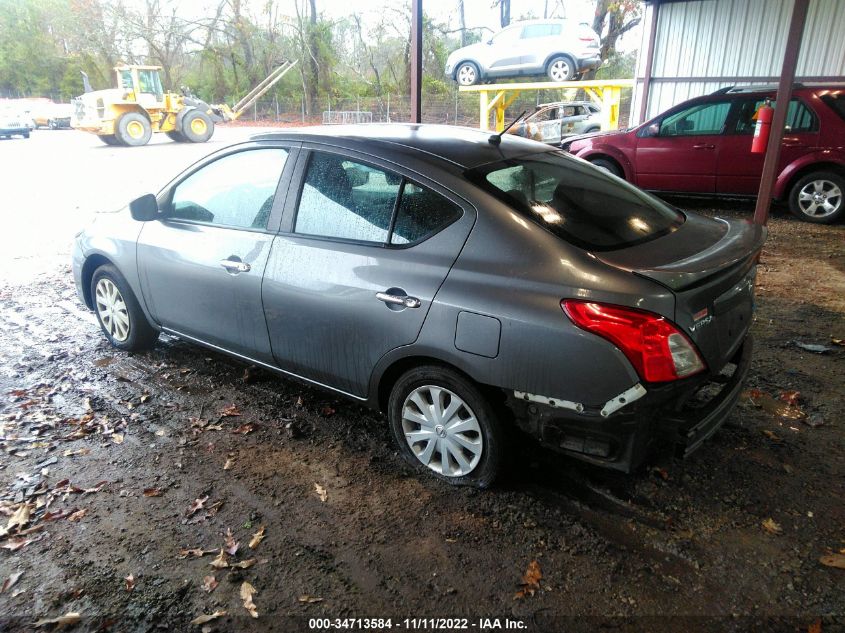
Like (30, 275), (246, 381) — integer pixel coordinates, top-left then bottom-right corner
(562, 86), (845, 223)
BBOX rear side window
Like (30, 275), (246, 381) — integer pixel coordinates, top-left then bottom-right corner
(734, 98), (818, 134)
(466, 151), (683, 251)
(391, 183), (462, 245)
(169, 149), (287, 230)
(820, 93), (845, 122)
(521, 24), (561, 38)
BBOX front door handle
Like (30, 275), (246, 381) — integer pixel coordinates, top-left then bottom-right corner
(376, 292), (421, 309)
(692, 143), (715, 150)
(220, 259), (251, 273)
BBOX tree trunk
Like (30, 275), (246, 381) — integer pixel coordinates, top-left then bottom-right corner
(458, 0), (466, 46)
(499, 0), (510, 28)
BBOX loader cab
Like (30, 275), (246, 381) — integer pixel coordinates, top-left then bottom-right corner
(115, 66), (165, 108)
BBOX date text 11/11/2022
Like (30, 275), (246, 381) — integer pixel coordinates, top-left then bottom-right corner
(308, 618), (528, 630)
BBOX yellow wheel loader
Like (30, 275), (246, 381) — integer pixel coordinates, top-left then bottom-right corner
(71, 61), (297, 147)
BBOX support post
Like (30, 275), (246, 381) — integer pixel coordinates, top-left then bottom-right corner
(638, 1), (660, 125)
(479, 90), (489, 130)
(753, 0), (810, 225)
(410, 0), (422, 123)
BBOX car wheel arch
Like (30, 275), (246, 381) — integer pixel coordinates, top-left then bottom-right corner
(777, 158), (845, 200)
(580, 151), (631, 180)
(80, 253), (116, 309)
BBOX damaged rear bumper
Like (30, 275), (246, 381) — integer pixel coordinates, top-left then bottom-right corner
(508, 336), (754, 472)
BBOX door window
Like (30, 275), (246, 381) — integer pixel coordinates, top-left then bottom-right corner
(659, 102), (731, 136)
(169, 149), (288, 230)
(138, 70), (163, 98)
(390, 183), (462, 245)
(491, 26), (520, 44)
(733, 98), (818, 134)
(294, 152), (400, 243)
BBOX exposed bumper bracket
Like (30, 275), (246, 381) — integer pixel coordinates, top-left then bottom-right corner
(600, 383), (647, 418)
(513, 390), (584, 414)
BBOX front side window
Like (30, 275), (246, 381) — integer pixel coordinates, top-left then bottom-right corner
(466, 151), (683, 251)
(734, 98), (817, 134)
(492, 26), (520, 44)
(169, 149), (287, 229)
(659, 102), (731, 136)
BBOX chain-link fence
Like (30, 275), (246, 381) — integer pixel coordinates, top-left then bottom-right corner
(241, 88), (632, 130)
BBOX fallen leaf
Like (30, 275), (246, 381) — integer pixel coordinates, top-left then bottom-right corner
(831, 337), (844, 347)
(224, 528), (239, 556)
(34, 612), (82, 628)
(762, 429), (781, 442)
(201, 575), (218, 593)
(1, 571), (23, 593)
(67, 509), (88, 522)
(794, 341), (833, 354)
(320, 405), (336, 417)
(223, 457), (234, 471)
(298, 595), (323, 604)
(220, 404), (241, 418)
(190, 610), (226, 625)
(186, 496), (209, 516)
(63, 448), (91, 457)
(249, 526), (266, 549)
(241, 581), (259, 618)
(808, 619), (822, 633)
(820, 553), (845, 569)
(314, 483), (327, 503)
(177, 548), (216, 559)
(112, 433), (124, 444)
(143, 488), (164, 497)
(514, 560), (542, 600)
(140, 394), (152, 404)
(125, 574), (135, 592)
(777, 390), (801, 406)
(6, 503), (32, 532)
(231, 559), (256, 570)
(651, 467), (669, 481)
(742, 389), (807, 421)
(210, 549), (229, 569)
(231, 423), (255, 435)
(762, 518), (782, 534)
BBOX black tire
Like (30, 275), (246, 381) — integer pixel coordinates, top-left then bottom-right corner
(98, 134), (120, 146)
(22, 131), (30, 139)
(788, 170), (845, 224)
(584, 126), (600, 133)
(48, 119), (57, 130)
(455, 62), (480, 87)
(388, 365), (505, 488)
(90, 264), (159, 352)
(590, 157), (623, 178)
(165, 130), (187, 142)
(180, 109), (214, 143)
(547, 55), (576, 81)
(115, 112), (152, 146)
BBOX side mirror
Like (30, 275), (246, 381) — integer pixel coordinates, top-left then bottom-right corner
(129, 193), (159, 221)
(486, 39), (493, 45)
(647, 122), (660, 137)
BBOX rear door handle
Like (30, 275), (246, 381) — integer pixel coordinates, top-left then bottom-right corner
(220, 259), (251, 273)
(692, 143), (715, 150)
(376, 292), (421, 309)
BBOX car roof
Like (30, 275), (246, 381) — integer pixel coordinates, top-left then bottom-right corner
(251, 123), (551, 169)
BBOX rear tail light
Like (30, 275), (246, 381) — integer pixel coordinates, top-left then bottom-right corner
(562, 300), (706, 383)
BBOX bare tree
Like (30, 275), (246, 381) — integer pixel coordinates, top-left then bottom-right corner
(587, 0), (642, 77)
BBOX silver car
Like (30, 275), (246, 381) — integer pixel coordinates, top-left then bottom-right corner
(445, 19), (601, 86)
(73, 124), (763, 487)
(510, 101), (602, 145)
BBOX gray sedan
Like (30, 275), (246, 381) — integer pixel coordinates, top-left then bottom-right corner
(72, 124), (764, 487)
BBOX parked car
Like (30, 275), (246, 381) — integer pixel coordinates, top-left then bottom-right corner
(562, 85), (845, 224)
(509, 101), (601, 144)
(445, 19), (601, 86)
(0, 109), (31, 139)
(32, 102), (74, 129)
(73, 124), (763, 486)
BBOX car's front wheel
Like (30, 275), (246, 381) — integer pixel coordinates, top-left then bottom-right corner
(589, 157), (623, 178)
(388, 366), (504, 488)
(455, 62), (480, 87)
(91, 264), (159, 351)
(789, 171), (844, 224)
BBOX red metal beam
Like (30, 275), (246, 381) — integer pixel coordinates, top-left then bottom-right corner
(410, 0), (423, 124)
(638, 1), (660, 124)
(753, 0), (810, 225)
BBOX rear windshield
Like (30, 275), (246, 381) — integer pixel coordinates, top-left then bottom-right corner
(820, 93), (845, 122)
(466, 151), (684, 251)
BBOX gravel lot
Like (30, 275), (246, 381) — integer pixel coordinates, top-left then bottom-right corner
(1, 128), (843, 632)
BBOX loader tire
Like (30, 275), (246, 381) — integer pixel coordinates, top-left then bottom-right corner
(165, 130), (187, 142)
(98, 134), (121, 146)
(116, 112), (152, 146)
(180, 109), (214, 143)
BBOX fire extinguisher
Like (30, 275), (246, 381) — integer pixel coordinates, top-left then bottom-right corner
(751, 99), (774, 154)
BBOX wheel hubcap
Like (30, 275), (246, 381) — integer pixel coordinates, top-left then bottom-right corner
(127, 120), (144, 139)
(458, 65), (476, 85)
(798, 179), (841, 217)
(190, 118), (207, 134)
(95, 278), (130, 342)
(401, 385), (482, 477)
(551, 60), (570, 81)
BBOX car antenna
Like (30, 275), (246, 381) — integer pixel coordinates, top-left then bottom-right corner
(488, 111), (527, 146)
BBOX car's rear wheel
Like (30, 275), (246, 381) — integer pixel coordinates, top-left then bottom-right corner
(455, 62), (480, 87)
(116, 112), (152, 146)
(589, 157), (623, 178)
(547, 56), (576, 82)
(91, 264), (159, 351)
(788, 171), (844, 224)
(388, 366), (504, 488)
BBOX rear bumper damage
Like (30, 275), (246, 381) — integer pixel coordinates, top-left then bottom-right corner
(508, 336), (753, 472)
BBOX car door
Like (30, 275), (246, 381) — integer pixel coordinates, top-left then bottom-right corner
(483, 25), (523, 75)
(261, 148), (475, 398)
(717, 97), (820, 194)
(518, 23), (560, 72)
(136, 144), (296, 363)
(563, 105), (591, 136)
(634, 100), (731, 192)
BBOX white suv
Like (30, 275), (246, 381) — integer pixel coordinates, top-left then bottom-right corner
(445, 19), (601, 86)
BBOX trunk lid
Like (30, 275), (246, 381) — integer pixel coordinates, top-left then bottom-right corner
(596, 215), (766, 372)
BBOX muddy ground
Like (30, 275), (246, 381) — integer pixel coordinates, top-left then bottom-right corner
(1, 131), (844, 633)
